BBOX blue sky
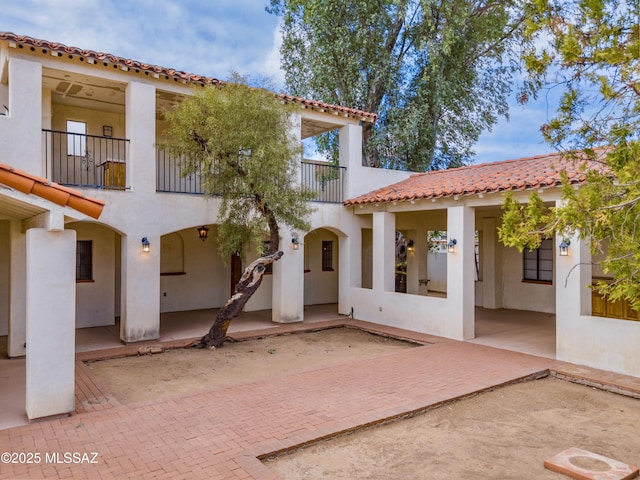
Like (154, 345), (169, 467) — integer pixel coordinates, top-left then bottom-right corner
(2, 0), (556, 164)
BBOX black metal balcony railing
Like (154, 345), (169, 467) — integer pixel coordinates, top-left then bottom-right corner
(43, 129), (129, 189)
(156, 153), (345, 202)
(301, 161), (345, 203)
(156, 149), (204, 194)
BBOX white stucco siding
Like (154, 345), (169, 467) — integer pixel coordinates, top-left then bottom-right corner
(0, 220), (9, 335)
(557, 314), (640, 377)
(555, 233), (640, 377)
(350, 288), (458, 337)
(159, 228), (229, 313)
(1, 57), (42, 175)
(501, 244), (556, 313)
(52, 104), (125, 139)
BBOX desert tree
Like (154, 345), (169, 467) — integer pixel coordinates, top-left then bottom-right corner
(163, 79), (312, 347)
(498, 0), (640, 307)
(268, 0), (526, 171)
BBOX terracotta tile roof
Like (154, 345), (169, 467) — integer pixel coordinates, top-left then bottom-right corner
(0, 32), (376, 123)
(344, 151), (604, 206)
(0, 164), (105, 219)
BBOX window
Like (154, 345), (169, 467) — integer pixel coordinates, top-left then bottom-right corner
(67, 120), (87, 156)
(76, 240), (93, 281)
(523, 238), (553, 283)
(322, 240), (334, 271)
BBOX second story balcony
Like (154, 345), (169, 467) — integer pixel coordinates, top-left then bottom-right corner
(155, 151), (346, 203)
(44, 129), (130, 190)
(301, 160), (345, 203)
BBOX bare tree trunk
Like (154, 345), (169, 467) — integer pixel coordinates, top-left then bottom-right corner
(196, 251), (283, 348)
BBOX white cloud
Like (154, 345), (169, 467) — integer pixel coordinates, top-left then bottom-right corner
(258, 23), (285, 88)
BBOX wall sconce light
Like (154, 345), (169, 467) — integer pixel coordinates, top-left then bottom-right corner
(559, 239), (570, 256)
(447, 239), (457, 253)
(197, 225), (209, 241)
(407, 239), (415, 252)
(103, 125), (113, 137)
(141, 237), (150, 253)
(291, 235), (300, 250)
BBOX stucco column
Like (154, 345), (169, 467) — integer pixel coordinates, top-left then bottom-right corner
(120, 234), (161, 342)
(372, 211), (395, 294)
(338, 229), (358, 315)
(272, 227), (304, 323)
(415, 226), (428, 295)
(481, 217), (503, 309)
(125, 80), (156, 193)
(555, 232), (590, 359)
(447, 205), (475, 340)
(25, 228), (76, 419)
(8, 219), (26, 357)
(338, 123), (362, 199)
(3, 58), (42, 175)
(405, 230), (419, 295)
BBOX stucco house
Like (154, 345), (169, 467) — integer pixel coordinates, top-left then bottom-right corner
(1, 32), (638, 421)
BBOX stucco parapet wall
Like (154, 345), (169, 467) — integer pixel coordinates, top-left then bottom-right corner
(344, 150), (610, 206)
(0, 32), (377, 124)
(0, 163), (104, 219)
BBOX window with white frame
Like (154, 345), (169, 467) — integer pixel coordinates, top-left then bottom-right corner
(66, 120), (87, 156)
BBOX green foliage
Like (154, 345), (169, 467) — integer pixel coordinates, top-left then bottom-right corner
(502, 0), (640, 307)
(162, 79), (312, 261)
(268, 0), (525, 171)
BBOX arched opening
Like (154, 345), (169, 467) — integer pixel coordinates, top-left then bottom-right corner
(303, 228), (341, 315)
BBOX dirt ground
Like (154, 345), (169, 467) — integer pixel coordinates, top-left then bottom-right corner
(86, 328), (640, 479)
(265, 378), (640, 479)
(86, 327), (415, 404)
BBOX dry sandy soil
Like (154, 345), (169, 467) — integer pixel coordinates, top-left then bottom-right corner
(86, 328), (640, 479)
(86, 327), (414, 404)
(265, 377), (640, 479)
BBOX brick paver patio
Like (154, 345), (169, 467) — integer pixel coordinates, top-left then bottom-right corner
(1, 319), (637, 479)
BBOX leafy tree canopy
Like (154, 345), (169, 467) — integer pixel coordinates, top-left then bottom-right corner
(268, 0), (525, 171)
(162, 78), (312, 262)
(499, 0), (640, 307)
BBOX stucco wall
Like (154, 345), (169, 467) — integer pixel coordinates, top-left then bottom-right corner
(68, 222), (116, 328)
(558, 313), (640, 377)
(501, 244), (556, 313)
(0, 220), (8, 336)
(159, 228), (229, 313)
(427, 252), (447, 292)
(350, 288), (459, 338)
(52, 104), (125, 139)
(556, 235), (640, 377)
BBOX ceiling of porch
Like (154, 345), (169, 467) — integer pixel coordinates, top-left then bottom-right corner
(0, 187), (47, 220)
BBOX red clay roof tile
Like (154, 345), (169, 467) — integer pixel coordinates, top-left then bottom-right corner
(0, 32), (376, 123)
(0, 164), (104, 219)
(344, 151), (603, 206)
